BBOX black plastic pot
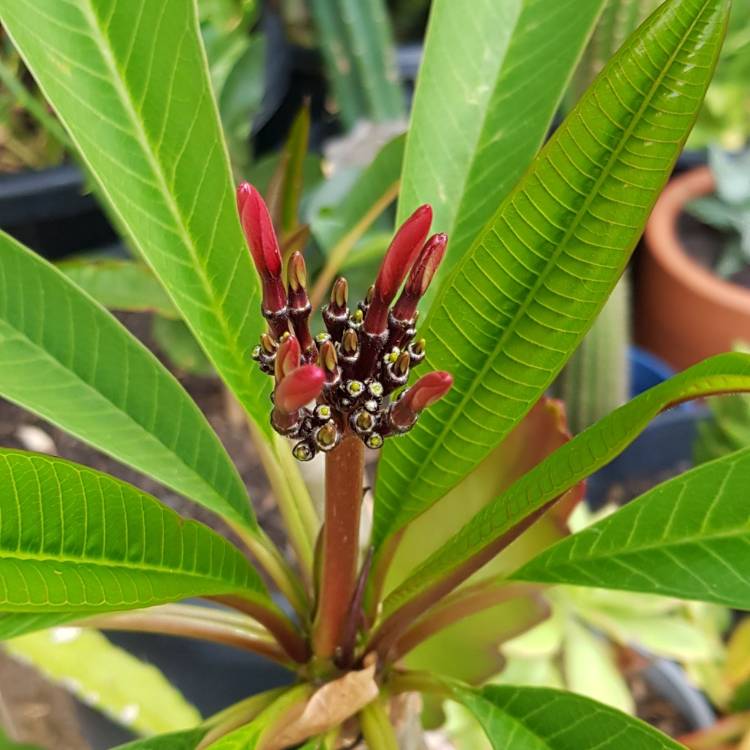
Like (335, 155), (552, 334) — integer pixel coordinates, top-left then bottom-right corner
(645, 659), (715, 732)
(0, 164), (118, 260)
(76, 632), (293, 749)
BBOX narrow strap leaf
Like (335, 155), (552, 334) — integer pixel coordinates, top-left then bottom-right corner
(0, 230), (256, 533)
(0, 0), (273, 434)
(398, 0), (607, 302)
(380, 353), (750, 626)
(373, 0), (730, 550)
(0, 450), (273, 625)
(514, 444), (750, 608)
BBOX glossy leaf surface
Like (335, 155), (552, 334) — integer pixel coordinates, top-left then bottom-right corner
(0, 231), (255, 531)
(0, 451), (271, 624)
(398, 0), (606, 300)
(382, 353), (750, 619)
(374, 0), (730, 550)
(457, 685), (681, 749)
(0, 0), (271, 433)
(514, 445), (750, 608)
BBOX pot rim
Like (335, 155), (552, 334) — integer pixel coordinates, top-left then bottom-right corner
(644, 164), (750, 314)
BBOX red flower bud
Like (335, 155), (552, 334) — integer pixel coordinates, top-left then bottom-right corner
(392, 233), (447, 322)
(237, 182), (286, 315)
(275, 335), (301, 383)
(390, 371), (453, 430)
(274, 365), (325, 414)
(365, 205), (432, 334)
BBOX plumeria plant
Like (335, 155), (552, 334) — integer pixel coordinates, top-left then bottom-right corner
(0, 0), (747, 749)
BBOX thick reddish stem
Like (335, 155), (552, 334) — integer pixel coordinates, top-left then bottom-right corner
(312, 434), (365, 659)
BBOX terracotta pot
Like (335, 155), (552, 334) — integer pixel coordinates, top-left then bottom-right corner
(637, 165), (750, 369)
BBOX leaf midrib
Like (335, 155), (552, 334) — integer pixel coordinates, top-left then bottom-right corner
(403, 0), (706, 509)
(74, 0), (251, 404)
(0, 544), (250, 583)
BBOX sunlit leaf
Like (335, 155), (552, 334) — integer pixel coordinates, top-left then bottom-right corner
(1, 0), (273, 434)
(514, 446), (750, 609)
(374, 0), (730, 551)
(0, 231), (255, 532)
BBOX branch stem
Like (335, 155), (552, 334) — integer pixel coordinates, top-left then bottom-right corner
(359, 698), (399, 750)
(312, 434), (365, 659)
(82, 604), (293, 667)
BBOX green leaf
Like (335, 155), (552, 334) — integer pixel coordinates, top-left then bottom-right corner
(0, 726), (44, 750)
(267, 106), (310, 237)
(0, 231), (255, 532)
(456, 685), (682, 749)
(0, 450), (272, 623)
(381, 353), (750, 620)
(513, 445), (750, 608)
(57, 259), (179, 318)
(113, 728), (207, 750)
(1, 0), (272, 434)
(397, 0), (607, 305)
(152, 317), (215, 377)
(7, 627), (201, 735)
(373, 0), (730, 550)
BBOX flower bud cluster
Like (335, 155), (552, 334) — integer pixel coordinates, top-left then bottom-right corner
(240, 182), (452, 461)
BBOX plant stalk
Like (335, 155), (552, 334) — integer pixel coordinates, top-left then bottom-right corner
(232, 522), (309, 619)
(390, 582), (546, 662)
(81, 604), (293, 667)
(247, 420), (318, 586)
(367, 502), (554, 660)
(212, 595), (311, 664)
(312, 433), (365, 659)
(359, 697), (399, 750)
(199, 686), (289, 748)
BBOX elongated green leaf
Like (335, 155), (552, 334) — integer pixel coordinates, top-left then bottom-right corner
(513, 446), (750, 608)
(373, 0), (730, 550)
(0, 450), (272, 625)
(7, 627), (200, 735)
(381, 353), (750, 620)
(113, 728), (207, 750)
(456, 685), (681, 749)
(0, 0), (271, 433)
(57, 259), (179, 318)
(0, 231), (255, 531)
(397, 0), (606, 302)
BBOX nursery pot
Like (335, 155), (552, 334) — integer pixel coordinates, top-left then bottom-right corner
(637, 166), (750, 370)
(0, 164), (117, 260)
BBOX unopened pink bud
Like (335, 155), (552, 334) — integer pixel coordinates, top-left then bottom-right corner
(390, 371), (453, 430)
(274, 365), (325, 414)
(237, 182), (286, 314)
(393, 233), (447, 322)
(275, 335), (301, 383)
(365, 205), (432, 334)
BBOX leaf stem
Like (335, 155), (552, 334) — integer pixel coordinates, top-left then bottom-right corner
(366, 502), (553, 660)
(359, 697), (399, 750)
(312, 434), (365, 659)
(198, 686), (289, 748)
(80, 603), (294, 668)
(231, 521), (309, 619)
(389, 582), (546, 662)
(247, 421), (318, 588)
(386, 670), (452, 698)
(212, 595), (311, 664)
(309, 180), (400, 309)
